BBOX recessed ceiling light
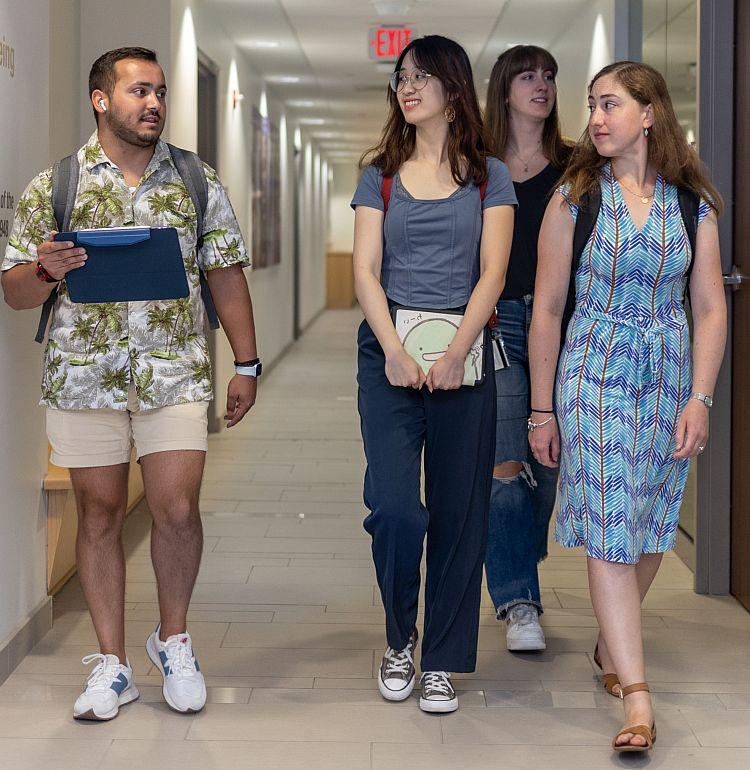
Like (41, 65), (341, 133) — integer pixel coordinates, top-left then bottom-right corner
(276, 76), (301, 84)
(249, 41), (279, 48)
(299, 118), (326, 125)
(288, 100), (315, 107)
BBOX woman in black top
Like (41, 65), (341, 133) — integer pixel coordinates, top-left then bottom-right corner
(483, 45), (572, 652)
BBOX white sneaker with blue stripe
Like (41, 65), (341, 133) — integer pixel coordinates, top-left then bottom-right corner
(146, 624), (206, 713)
(73, 653), (139, 721)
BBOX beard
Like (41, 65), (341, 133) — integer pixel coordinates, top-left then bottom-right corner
(106, 105), (163, 148)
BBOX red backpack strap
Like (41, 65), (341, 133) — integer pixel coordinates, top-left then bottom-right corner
(381, 174), (394, 213)
(479, 179), (488, 202)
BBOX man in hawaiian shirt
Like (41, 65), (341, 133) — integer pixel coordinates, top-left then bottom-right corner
(1, 47), (261, 720)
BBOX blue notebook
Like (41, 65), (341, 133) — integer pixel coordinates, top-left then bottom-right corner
(54, 227), (189, 304)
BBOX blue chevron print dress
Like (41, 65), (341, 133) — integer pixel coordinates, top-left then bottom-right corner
(554, 163), (710, 564)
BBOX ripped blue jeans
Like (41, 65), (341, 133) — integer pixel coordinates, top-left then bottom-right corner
(484, 296), (559, 618)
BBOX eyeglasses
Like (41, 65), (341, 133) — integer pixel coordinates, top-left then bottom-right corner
(389, 68), (432, 93)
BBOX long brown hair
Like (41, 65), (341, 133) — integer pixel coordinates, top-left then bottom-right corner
(360, 35), (488, 186)
(485, 45), (572, 169)
(561, 61), (723, 214)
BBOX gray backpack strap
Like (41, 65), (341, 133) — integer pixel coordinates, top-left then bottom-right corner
(167, 143), (219, 330)
(52, 154), (79, 234)
(37, 154), (80, 343)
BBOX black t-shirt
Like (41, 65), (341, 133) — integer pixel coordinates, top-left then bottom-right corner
(500, 163), (562, 300)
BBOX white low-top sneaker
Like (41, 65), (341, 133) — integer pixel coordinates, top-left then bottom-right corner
(146, 625), (206, 713)
(419, 671), (458, 713)
(73, 653), (139, 721)
(505, 603), (546, 651)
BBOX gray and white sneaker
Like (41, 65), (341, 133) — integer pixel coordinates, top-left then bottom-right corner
(505, 603), (546, 651)
(377, 629), (417, 701)
(419, 671), (458, 713)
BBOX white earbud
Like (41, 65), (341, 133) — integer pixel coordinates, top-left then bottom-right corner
(98, 98), (107, 112)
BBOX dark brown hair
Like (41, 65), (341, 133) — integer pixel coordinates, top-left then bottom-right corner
(360, 35), (488, 186)
(561, 60), (723, 214)
(88, 47), (159, 122)
(485, 45), (572, 169)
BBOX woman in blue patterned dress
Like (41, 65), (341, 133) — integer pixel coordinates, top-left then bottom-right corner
(528, 62), (726, 752)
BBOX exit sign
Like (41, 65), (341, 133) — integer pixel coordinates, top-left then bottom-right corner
(368, 26), (415, 61)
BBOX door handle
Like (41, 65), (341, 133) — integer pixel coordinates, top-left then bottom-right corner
(723, 265), (750, 291)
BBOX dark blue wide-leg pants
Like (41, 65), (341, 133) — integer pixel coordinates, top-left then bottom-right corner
(357, 319), (496, 673)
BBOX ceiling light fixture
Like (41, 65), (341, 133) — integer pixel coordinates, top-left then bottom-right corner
(287, 100), (315, 108)
(276, 76), (301, 84)
(299, 118), (326, 125)
(250, 41), (279, 48)
(372, 1), (411, 16)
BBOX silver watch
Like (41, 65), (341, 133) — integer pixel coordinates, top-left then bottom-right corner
(691, 392), (713, 408)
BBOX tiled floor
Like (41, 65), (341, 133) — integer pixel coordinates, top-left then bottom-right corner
(1, 309), (749, 769)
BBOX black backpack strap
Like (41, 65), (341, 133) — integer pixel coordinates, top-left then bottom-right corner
(561, 186), (601, 338)
(37, 154), (80, 343)
(167, 143), (219, 330)
(678, 186), (699, 280)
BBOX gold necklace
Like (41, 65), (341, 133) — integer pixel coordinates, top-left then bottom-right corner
(616, 177), (654, 204)
(507, 142), (541, 173)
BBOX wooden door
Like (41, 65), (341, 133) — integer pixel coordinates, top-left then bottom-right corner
(731, 0), (750, 611)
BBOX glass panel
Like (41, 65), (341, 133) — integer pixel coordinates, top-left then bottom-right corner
(642, 0), (698, 145)
(642, 1), (699, 544)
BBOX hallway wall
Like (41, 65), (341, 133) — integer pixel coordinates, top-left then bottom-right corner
(0, 0), (52, 662)
(329, 161), (358, 254)
(169, 0), (298, 412)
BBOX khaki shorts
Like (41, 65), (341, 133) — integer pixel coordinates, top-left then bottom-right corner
(47, 387), (209, 468)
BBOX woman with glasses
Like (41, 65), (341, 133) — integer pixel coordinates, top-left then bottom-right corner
(482, 46), (572, 653)
(351, 35), (516, 713)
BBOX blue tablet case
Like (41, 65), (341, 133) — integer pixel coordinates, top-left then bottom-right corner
(54, 227), (189, 304)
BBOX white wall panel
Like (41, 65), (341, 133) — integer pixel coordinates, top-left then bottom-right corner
(0, 0), (51, 648)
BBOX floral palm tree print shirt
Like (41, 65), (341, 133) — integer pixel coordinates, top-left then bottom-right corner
(2, 132), (250, 411)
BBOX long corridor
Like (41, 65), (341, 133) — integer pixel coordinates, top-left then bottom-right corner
(0, 310), (749, 768)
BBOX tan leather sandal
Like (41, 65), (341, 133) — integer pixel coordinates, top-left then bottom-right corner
(593, 643), (621, 697)
(611, 682), (657, 753)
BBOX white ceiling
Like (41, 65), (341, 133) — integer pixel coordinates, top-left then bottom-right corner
(205, 0), (698, 160)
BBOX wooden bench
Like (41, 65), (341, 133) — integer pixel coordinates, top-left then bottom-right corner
(43, 458), (73, 594)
